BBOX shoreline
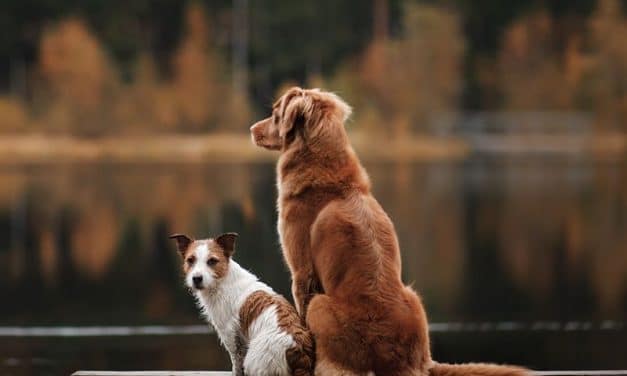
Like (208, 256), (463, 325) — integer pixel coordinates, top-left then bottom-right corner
(0, 132), (624, 164)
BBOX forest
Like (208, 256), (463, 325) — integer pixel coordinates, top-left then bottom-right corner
(0, 0), (625, 136)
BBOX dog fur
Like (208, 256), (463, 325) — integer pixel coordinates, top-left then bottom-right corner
(250, 87), (531, 376)
(170, 232), (314, 376)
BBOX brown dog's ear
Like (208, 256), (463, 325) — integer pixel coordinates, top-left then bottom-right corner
(169, 234), (193, 256)
(215, 232), (238, 258)
(279, 87), (307, 139)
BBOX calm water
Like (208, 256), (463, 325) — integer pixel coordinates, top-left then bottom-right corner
(0, 157), (626, 375)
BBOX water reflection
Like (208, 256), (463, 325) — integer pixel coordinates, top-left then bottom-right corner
(0, 158), (625, 374)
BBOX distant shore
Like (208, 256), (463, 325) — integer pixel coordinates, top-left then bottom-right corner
(0, 132), (624, 164)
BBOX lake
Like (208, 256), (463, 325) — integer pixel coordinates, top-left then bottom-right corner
(0, 156), (625, 375)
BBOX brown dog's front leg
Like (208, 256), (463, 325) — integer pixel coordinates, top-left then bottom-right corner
(291, 277), (308, 319)
(292, 273), (323, 321)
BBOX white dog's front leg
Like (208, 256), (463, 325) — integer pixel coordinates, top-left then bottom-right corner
(230, 353), (245, 376)
(230, 333), (247, 376)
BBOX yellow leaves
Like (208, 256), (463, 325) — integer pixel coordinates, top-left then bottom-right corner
(329, 3), (465, 138)
(39, 18), (118, 112)
(496, 0), (627, 130)
(0, 98), (28, 131)
(497, 10), (570, 110)
(171, 3), (220, 129)
(27, 3), (252, 135)
(586, 0), (627, 129)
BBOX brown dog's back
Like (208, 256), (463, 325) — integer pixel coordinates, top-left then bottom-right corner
(310, 193), (402, 299)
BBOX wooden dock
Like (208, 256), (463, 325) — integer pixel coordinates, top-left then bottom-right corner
(73, 372), (231, 376)
(72, 371), (627, 376)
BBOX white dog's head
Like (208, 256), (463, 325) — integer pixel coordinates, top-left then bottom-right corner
(170, 233), (238, 291)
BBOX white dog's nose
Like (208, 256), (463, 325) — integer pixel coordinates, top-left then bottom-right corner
(192, 275), (203, 287)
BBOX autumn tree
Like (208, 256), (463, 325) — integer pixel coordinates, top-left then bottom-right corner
(170, 2), (251, 131)
(583, 0), (627, 130)
(497, 11), (576, 111)
(332, 3), (465, 139)
(37, 18), (120, 135)
(171, 3), (221, 130)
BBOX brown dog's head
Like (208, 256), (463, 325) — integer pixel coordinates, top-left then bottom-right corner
(250, 87), (352, 151)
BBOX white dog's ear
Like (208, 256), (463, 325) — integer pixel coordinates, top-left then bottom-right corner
(169, 234), (193, 256)
(279, 87), (307, 138)
(215, 232), (238, 258)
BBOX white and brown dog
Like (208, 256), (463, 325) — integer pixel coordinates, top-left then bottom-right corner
(170, 232), (314, 376)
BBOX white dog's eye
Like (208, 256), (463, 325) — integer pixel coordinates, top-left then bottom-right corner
(207, 257), (219, 266)
(186, 256), (195, 265)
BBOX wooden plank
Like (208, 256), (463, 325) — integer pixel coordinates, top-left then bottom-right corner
(534, 373), (627, 376)
(72, 372), (231, 376)
(71, 371), (627, 376)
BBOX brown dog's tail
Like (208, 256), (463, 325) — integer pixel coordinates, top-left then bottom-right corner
(429, 362), (532, 376)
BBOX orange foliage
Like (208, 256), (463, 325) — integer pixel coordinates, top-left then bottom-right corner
(113, 53), (179, 131)
(497, 0), (627, 130)
(498, 11), (575, 110)
(14, 3), (251, 135)
(39, 18), (118, 111)
(0, 98), (28, 131)
(171, 3), (221, 129)
(585, 0), (627, 130)
(328, 4), (465, 138)
(169, 2), (252, 131)
(0, 1), (625, 134)
(37, 18), (120, 134)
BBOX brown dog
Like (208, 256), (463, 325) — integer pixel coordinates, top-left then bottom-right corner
(251, 87), (530, 376)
